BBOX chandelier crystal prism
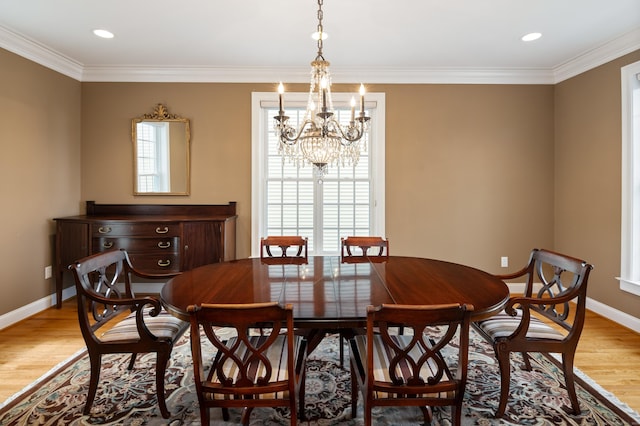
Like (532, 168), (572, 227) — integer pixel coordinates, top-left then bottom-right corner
(274, 0), (370, 179)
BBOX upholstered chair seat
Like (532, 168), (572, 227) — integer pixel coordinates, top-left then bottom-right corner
(475, 311), (565, 341)
(100, 309), (187, 342)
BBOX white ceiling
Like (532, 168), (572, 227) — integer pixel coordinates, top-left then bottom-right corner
(0, 0), (639, 84)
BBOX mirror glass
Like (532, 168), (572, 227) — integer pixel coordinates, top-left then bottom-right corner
(132, 104), (190, 195)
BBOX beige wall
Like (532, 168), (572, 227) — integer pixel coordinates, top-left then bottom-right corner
(0, 49), (81, 313)
(2, 45), (639, 324)
(382, 84), (555, 267)
(80, 82), (555, 272)
(555, 50), (640, 319)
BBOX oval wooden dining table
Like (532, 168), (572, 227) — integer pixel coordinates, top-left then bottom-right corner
(160, 255), (509, 351)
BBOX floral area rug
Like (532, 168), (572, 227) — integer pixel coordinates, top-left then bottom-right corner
(1, 328), (639, 425)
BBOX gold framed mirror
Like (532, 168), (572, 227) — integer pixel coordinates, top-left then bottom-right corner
(132, 104), (191, 195)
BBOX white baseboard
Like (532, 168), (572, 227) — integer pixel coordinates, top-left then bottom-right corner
(130, 282), (164, 295)
(585, 297), (640, 333)
(506, 283), (528, 294)
(0, 286), (76, 331)
(0, 281), (164, 331)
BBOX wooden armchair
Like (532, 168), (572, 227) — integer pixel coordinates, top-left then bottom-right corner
(187, 302), (308, 425)
(260, 236), (308, 258)
(69, 249), (188, 418)
(473, 248), (594, 417)
(349, 303), (474, 426)
(341, 236), (389, 259)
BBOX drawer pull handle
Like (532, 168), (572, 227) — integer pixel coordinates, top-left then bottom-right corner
(157, 260), (171, 267)
(155, 226), (169, 234)
(98, 226), (112, 234)
(103, 241), (114, 249)
(158, 241), (171, 249)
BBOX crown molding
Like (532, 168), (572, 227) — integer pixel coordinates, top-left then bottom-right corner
(552, 27), (640, 83)
(333, 67), (556, 85)
(0, 26), (83, 80)
(1, 24), (638, 85)
(80, 66), (310, 83)
(81, 65), (556, 84)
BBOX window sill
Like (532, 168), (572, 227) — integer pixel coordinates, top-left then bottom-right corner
(617, 277), (640, 297)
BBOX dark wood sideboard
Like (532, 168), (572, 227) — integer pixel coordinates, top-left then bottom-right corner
(54, 201), (237, 308)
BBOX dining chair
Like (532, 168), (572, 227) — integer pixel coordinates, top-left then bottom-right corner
(341, 236), (389, 259)
(258, 236), (308, 337)
(69, 249), (188, 418)
(187, 302), (308, 425)
(349, 303), (474, 426)
(260, 235), (308, 258)
(473, 248), (594, 417)
(339, 235), (391, 367)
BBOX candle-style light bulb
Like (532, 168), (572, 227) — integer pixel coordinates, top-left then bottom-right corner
(320, 78), (328, 111)
(359, 84), (365, 115)
(278, 82), (284, 114)
(350, 97), (356, 122)
(310, 100), (316, 120)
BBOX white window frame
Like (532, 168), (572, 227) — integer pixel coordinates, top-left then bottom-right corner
(620, 60), (640, 296)
(251, 91), (386, 257)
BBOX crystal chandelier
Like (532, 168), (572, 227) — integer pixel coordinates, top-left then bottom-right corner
(274, 0), (370, 179)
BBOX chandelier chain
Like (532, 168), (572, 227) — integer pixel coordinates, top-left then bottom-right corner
(316, 0), (324, 60)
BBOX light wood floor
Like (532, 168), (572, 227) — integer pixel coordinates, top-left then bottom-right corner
(0, 298), (639, 413)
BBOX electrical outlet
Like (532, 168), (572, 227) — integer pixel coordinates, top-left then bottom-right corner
(44, 265), (53, 279)
(500, 256), (509, 268)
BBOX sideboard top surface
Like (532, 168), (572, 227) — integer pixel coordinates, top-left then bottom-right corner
(54, 201), (238, 222)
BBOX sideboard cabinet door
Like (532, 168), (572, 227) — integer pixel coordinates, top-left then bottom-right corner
(182, 221), (222, 270)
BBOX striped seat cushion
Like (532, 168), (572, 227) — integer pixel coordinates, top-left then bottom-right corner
(101, 309), (187, 342)
(352, 334), (456, 399)
(205, 334), (301, 400)
(477, 310), (565, 340)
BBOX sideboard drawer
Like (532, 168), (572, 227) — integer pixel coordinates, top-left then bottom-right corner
(91, 223), (180, 237)
(127, 253), (181, 273)
(93, 237), (180, 253)
(54, 201), (237, 309)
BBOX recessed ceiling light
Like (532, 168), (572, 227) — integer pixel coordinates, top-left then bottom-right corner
(521, 32), (542, 42)
(93, 29), (114, 39)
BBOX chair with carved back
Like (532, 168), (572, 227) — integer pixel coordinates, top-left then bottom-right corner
(69, 249), (188, 418)
(349, 303), (474, 426)
(473, 248), (594, 417)
(187, 302), (308, 425)
(338, 236), (391, 367)
(260, 236), (308, 259)
(341, 236), (389, 260)
(258, 236), (308, 336)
